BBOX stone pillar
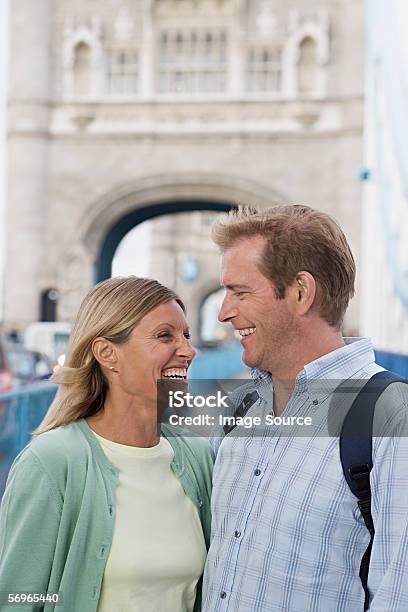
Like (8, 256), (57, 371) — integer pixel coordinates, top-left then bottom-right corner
(229, 0), (245, 96)
(4, 0), (51, 329)
(139, 0), (154, 99)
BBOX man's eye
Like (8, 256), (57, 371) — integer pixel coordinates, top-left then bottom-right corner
(184, 332), (191, 340)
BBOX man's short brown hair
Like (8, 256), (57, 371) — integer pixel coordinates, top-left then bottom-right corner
(212, 205), (355, 329)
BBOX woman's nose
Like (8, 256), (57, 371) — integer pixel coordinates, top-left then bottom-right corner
(177, 336), (196, 361)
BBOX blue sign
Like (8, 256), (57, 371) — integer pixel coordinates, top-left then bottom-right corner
(179, 256), (200, 283)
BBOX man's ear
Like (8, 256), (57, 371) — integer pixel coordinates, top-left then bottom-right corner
(290, 271), (316, 316)
(92, 337), (118, 372)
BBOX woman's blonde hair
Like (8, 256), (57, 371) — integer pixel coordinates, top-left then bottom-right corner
(33, 276), (185, 435)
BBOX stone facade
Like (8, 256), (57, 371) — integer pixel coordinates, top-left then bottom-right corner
(5, 0), (364, 339)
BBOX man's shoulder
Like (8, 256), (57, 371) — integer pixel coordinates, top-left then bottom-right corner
(228, 380), (259, 410)
(373, 373), (408, 436)
(163, 424), (214, 461)
(208, 380), (260, 456)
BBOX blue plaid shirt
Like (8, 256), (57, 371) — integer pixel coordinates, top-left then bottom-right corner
(202, 338), (408, 611)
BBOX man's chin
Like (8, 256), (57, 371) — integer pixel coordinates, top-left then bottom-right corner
(242, 351), (259, 370)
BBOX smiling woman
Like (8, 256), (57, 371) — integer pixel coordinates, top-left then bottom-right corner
(0, 276), (213, 612)
(33, 277), (191, 437)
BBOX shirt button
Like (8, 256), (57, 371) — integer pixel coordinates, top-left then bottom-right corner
(234, 530), (241, 538)
(254, 468), (261, 476)
(220, 591), (227, 599)
(312, 399), (319, 405)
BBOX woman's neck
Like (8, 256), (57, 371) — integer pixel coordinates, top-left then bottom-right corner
(86, 392), (160, 448)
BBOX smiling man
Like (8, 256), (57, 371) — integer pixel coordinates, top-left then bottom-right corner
(219, 235), (299, 389)
(202, 205), (408, 612)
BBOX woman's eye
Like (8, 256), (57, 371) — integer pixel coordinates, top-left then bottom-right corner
(158, 332), (171, 340)
(158, 331), (191, 340)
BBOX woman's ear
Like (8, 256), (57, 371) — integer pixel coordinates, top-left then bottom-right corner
(92, 337), (119, 372)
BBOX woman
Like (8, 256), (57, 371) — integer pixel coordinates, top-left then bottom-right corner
(0, 277), (214, 612)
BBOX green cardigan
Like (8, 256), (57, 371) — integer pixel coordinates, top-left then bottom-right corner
(0, 419), (214, 612)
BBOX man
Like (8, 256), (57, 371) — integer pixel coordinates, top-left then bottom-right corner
(202, 205), (408, 611)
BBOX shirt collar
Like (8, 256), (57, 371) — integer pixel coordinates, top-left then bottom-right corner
(251, 337), (376, 405)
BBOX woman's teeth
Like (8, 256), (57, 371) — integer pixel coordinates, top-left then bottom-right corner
(162, 368), (187, 379)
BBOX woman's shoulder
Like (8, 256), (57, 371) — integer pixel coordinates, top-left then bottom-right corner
(20, 421), (91, 478)
(4, 422), (89, 507)
(30, 420), (86, 455)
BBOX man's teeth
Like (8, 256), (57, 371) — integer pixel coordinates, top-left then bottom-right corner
(162, 368), (187, 379)
(238, 327), (256, 337)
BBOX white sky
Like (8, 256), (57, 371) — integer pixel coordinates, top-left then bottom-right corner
(0, 0), (9, 320)
(111, 221), (152, 277)
(396, 0), (408, 67)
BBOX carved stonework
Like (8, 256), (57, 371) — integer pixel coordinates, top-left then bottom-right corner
(62, 16), (105, 99)
(283, 8), (330, 99)
(255, 0), (278, 38)
(286, 8), (330, 64)
(114, 6), (136, 42)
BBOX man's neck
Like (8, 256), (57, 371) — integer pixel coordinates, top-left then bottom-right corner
(268, 331), (346, 417)
(272, 379), (296, 417)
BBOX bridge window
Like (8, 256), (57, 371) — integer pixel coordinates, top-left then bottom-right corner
(246, 46), (282, 93)
(193, 211), (221, 234)
(298, 36), (318, 96)
(73, 42), (92, 96)
(157, 29), (228, 94)
(106, 48), (139, 95)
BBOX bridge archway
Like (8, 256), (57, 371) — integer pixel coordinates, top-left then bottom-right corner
(95, 200), (233, 282)
(57, 173), (285, 322)
(79, 173), (282, 258)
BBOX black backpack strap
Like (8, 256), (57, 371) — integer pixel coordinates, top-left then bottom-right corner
(223, 390), (260, 434)
(340, 370), (407, 610)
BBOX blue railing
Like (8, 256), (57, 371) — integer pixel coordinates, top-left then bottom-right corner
(375, 350), (408, 379)
(1, 346), (406, 499)
(189, 340), (246, 379)
(0, 382), (57, 497)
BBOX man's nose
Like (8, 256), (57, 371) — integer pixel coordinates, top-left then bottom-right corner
(218, 295), (238, 323)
